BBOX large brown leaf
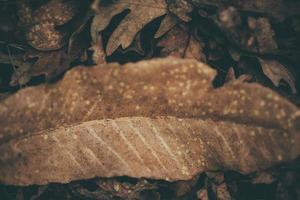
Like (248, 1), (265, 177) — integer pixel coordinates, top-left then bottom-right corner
(0, 58), (299, 186)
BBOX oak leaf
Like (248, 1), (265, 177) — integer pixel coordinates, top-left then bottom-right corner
(91, 0), (193, 56)
(0, 58), (299, 186)
(91, 0), (167, 55)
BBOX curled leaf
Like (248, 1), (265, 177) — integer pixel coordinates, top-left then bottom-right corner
(259, 58), (297, 94)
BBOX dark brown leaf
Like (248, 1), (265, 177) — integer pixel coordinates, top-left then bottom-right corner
(154, 14), (179, 38)
(191, 0), (300, 21)
(157, 25), (205, 61)
(18, 0), (78, 51)
(9, 46), (80, 86)
(215, 183), (231, 200)
(197, 189), (209, 200)
(255, 18), (278, 54)
(167, 0), (193, 22)
(251, 171), (275, 184)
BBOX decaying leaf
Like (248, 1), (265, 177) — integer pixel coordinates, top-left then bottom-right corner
(3, 0), (90, 86)
(259, 58), (297, 94)
(251, 171), (275, 184)
(157, 25), (205, 61)
(154, 14), (179, 38)
(255, 18), (278, 54)
(215, 183), (231, 200)
(185, 34), (206, 61)
(0, 58), (299, 186)
(96, 179), (158, 199)
(167, 0), (193, 22)
(158, 25), (189, 58)
(190, 0), (300, 21)
(171, 175), (199, 197)
(18, 0), (78, 51)
(197, 188), (209, 200)
(69, 178), (162, 200)
(9, 46), (82, 86)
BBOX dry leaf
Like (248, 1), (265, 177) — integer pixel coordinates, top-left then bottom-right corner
(69, 178), (161, 200)
(215, 183), (231, 200)
(158, 25), (189, 58)
(259, 58), (297, 94)
(91, 0), (193, 56)
(206, 172), (225, 185)
(18, 0), (78, 51)
(197, 189), (209, 200)
(90, 35), (106, 64)
(154, 14), (178, 38)
(167, 0), (193, 22)
(255, 18), (278, 54)
(157, 25), (205, 61)
(190, 0), (300, 21)
(1, 58), (216, 141)
(251, 171), (275, 184)
(171, 176), (199, 197)
(91, 0), (167, 55)
(0, 58), (299, 186)
(9, 16), (89, 86)
(10, 46), (81, 86)
(96, 179), (158, 199)
(185, 35), (206, 62)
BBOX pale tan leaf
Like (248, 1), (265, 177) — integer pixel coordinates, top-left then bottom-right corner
(1, 116), (299, 185)
(0, 58), (299, 186)
(0, 58), (216, 141)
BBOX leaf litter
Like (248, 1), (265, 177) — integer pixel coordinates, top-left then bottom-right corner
(0, 0), (300, 199)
